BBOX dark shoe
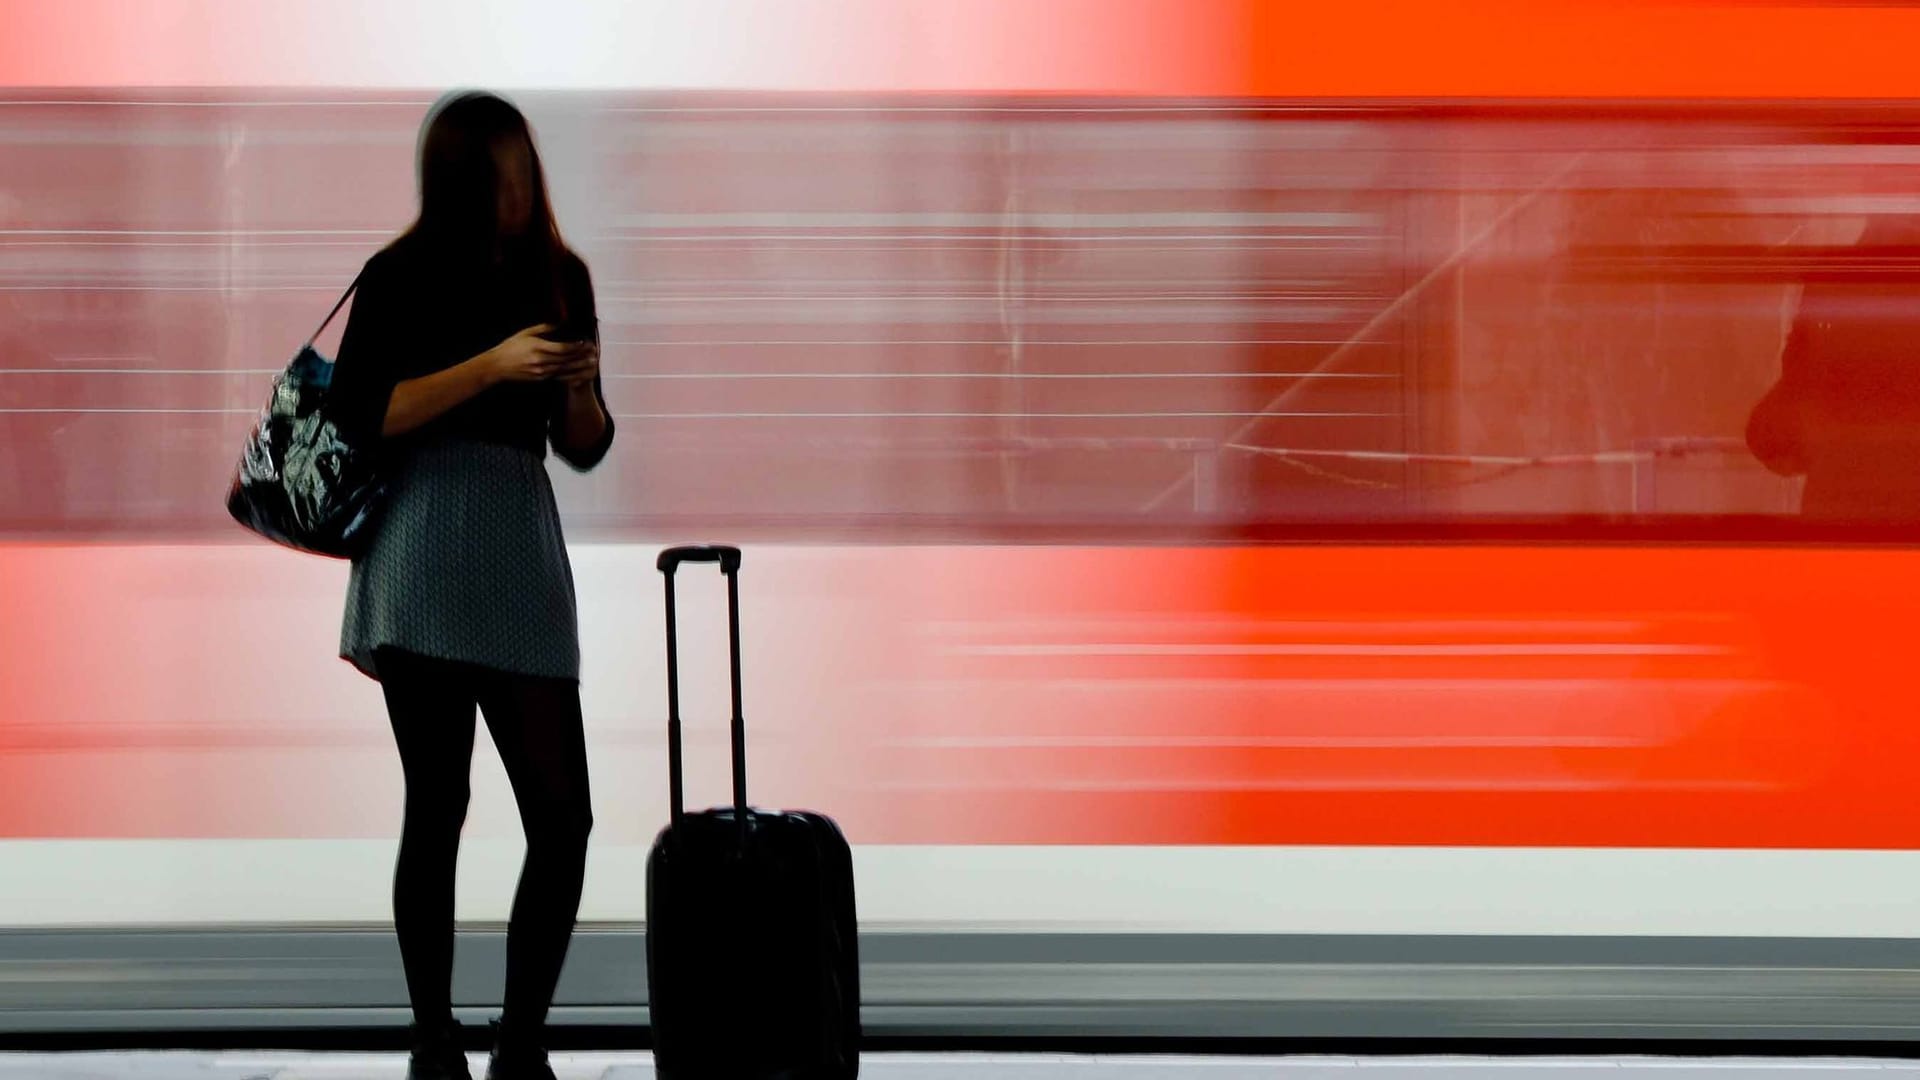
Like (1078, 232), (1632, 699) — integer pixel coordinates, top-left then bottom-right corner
(484, 1018), (557, 1080)
(406, 1018), (474, 1080)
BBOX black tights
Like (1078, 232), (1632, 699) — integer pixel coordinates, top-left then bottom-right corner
(375, 646), (593, 1040)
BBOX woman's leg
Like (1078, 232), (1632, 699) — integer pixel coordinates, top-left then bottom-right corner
(476, 672), (593, 1044)
(376, 646), (480, 1030)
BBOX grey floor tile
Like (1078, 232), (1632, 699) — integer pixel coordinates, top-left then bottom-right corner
(2, 1053), (1917, 1080)
(0, 1052), (286, 1080)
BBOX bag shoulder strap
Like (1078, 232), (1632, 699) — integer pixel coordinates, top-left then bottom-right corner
(304, 272), (363, 348)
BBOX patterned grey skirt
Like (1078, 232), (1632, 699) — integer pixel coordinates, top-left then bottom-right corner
(340, 437), (580, 682)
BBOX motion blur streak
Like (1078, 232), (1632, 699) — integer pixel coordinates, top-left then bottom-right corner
(14, 2), (1920, 98)
(0, 541), (1901, 847)
(13, 0), (1920, 1044)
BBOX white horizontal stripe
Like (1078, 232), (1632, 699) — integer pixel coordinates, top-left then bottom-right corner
(599, 233), (1382, 244)
(605, 105), (1391, 114)
(918, 618), (1669, 637)
(0, 407), (255, 414)
(606, 233), (1378, 242)
(617, 212), (1374, 229)
(0, 368), (1396, 380)
(607, 340), (1388, 346)
(0, 240), (385, 248)
(0, 286), (363, 292)
(628, 411), (1390, 419)
(0, 99), (436, 108)
(622, 370), (1389, 379)
(645, 241), (1371, 254)
(874, 675), (1745, 692)
(616, 233), (1375, 244)
(0, 408), (1390, 419)
(621, 293), (1382, 302)
(890, 734), (1647, 749)
(1, 368), (284, 375)
(866, 778), (1775, 793)
(0, 228), (392, 237)
(2, 841), (1919, 935)
(0, 102), (1373, 113)
(946, 642), (1730, 657)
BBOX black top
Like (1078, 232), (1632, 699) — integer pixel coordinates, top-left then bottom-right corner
(327, 235), (616, 471)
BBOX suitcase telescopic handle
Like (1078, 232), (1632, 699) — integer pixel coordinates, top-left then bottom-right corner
(659, 545), (747, 832)
(657, 545), (741, 574)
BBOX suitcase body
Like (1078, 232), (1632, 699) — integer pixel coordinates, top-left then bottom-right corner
(644, 546), (860, 1080)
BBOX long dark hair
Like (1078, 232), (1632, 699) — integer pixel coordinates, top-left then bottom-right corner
(397, 90), (575, 321)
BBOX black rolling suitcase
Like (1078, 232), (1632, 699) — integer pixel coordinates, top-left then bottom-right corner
(645, 545), (860, 1080)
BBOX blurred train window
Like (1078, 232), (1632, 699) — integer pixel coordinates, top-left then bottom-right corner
(11, 95), (1920, 540)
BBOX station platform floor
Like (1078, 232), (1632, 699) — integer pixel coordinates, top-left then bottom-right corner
(5, 1054), (1920, 1080)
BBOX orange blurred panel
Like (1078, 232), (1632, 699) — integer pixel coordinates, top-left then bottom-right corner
(4, 542), (1919, 848)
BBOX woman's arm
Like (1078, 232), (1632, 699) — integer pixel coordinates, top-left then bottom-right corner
(378, 325), (583, 437)
(331, 248), (586, 441)
(382, 354), (500, 437)
(553, 379), (610, 461)
(549, 255), (617, 470)
(326, 252), (406, 441)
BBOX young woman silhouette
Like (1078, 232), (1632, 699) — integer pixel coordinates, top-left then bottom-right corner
(327, 90), (613, 1080)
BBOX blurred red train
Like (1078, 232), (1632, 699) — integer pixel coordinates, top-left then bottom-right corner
(12, 68), (1920, 1039)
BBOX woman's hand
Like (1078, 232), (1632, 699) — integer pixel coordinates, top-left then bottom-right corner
(557, 340), (600, 389)
(483, 323), (593, 385)
(385, 324), (597, 439)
